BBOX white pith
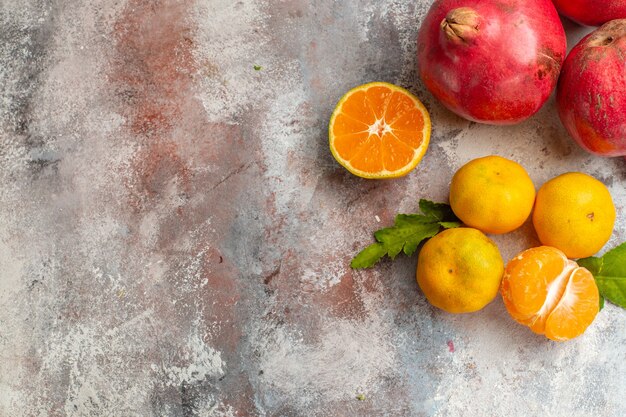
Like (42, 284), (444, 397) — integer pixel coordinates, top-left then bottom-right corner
(367, 118), (393, 137)
(535, 256), (577, 319)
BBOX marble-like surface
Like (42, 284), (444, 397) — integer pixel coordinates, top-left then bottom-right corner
(1, 1), (625, 416)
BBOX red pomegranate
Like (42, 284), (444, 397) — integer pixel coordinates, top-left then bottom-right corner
(557, 20), (626, 157)
(417, 0), (566, 125)
(553, 0), (626, 26)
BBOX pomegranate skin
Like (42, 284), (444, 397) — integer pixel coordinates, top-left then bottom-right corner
(557, 20), (626, 157)
(553, 0), (626, 26)
(417, 0), (566, 125)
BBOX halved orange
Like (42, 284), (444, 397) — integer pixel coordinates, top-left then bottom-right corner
(329, 82), (431, 179)
(501, 246), (599, 341)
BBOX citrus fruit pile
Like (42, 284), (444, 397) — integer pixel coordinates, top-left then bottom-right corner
(334, 82), (621, 342)
(441, 158), (615, 340)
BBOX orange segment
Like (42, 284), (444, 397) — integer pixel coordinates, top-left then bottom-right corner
(331, 113), (369, 137)
(393, 130), (424, 149)
(365, 86), (394, 119)
(381, 133), (414, 171)
(329, 82), (431, 179)
(501, 246), (600, 341)
(391, 109), (425, 132)
(385, 91), (420, 124)
(332, 132), (370, 161)
(544, 267), (599, 341)
(349, 136), (383, 172)
(502, 247), (567, 320)
(340, 90), (376, 125)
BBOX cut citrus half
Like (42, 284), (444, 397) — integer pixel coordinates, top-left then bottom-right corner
(501, 246), (599, 341)
(329, 82), (431, 179)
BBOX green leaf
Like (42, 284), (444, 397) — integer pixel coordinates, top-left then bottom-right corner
(596, 278), (626, 309)
(351, 200), (455, 269)
(351, 243), (387, 269)
(374, 214), (439, 259)
(580, 242), (626, 309)
(419, 199), (458, 222)
(396, 222), (440, 256)
(253, 65), (262, 71)
(578, 256), (604, 310)
(438, 221), (462, 229)
(578, 256), (603, 276)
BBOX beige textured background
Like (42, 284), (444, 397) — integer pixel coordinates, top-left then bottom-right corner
(1, 1), (625, 416)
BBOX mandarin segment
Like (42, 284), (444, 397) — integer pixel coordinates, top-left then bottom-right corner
(544, 267), (599, 341)
(385, 91), (419, 124)
(329, 82), (431, 178)
(528, 259), (575, 336)
(502, 247), (567, 320)
(332, 132), (370, 161)
(331, 113), (369, 137)
(501, 246), (599, 341)
(340, 90), (377, 124)
(349, 136), (384, 172)
(381, 133), (414, 171)
(365, 86), (393, 119)
(391, 110), (425, 133)
(392, 130), (424, 149)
